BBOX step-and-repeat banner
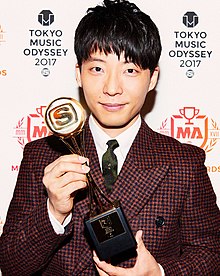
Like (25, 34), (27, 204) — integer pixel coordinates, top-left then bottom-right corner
(1, 0), (220, 237)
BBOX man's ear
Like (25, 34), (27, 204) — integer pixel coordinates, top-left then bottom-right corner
(148, 67), (159, 92)
(75, 64), (82, 87)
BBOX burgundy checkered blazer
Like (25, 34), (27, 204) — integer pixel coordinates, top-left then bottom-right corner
(1, 119), (220, 275)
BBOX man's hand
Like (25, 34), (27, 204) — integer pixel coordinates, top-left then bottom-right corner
(93, 230), (162, 276)
(43, 154), (90, 224)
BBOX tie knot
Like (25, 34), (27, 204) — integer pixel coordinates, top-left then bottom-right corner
(106, 139), (119, 151)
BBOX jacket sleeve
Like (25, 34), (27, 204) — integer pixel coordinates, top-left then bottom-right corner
(160, 147), (220, 275)
(0, 142), (74, 275)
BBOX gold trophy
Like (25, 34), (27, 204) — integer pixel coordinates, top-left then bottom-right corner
(45, 97), (136, 261)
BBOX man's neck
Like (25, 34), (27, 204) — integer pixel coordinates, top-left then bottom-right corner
(91, 114), (141, 138)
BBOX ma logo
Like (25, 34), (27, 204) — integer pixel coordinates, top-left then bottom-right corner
(13, 106), (51, 149)
(159, 107), (220, 153)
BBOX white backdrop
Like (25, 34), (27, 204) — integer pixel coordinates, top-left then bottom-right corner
(0, 0), (220, 241)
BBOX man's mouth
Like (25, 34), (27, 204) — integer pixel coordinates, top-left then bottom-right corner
(100, 103), (126, 111)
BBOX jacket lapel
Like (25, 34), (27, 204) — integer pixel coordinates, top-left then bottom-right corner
(113, 161), (169, 221)
(109, 120), (170, 220)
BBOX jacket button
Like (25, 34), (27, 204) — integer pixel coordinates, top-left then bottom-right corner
(155, 216), (165, 228)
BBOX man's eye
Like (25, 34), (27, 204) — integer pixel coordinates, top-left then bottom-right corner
(127, 69), (134, 73)
(126, 68), (139, 75)
(92, 67), (102, 72)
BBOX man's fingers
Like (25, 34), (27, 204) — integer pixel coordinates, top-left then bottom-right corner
(44, 154), (89, 174)
(135, 229), (143, 241)
(135, 230), (145, 252)
(93, 252), (128, 276)
(94, 263), (109, 276)
(42, 154), (90, 222)
(43, 155), (90, 190)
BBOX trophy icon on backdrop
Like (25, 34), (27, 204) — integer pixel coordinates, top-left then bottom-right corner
(44, 97), (136, 261)
(179, 107), (199, 125)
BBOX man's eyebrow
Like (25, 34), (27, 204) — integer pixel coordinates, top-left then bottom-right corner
(87, 57), (106, 63)
(86, 57), (135, 65)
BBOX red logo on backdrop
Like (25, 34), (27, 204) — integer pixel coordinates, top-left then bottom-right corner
(0, 24), (6, 45)
(13, 106), (50, 149)
(158, 107), (220, 153)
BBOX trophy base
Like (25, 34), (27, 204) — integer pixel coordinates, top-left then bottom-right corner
(85, 205), (137, 261)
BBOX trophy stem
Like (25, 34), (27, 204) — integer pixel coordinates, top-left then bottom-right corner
(60, 138), (75, 154)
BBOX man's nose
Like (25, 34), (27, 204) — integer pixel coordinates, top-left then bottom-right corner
(103, 72), (123, 95)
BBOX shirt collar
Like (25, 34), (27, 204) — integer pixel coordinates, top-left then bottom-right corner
(89, 114), (141, 158)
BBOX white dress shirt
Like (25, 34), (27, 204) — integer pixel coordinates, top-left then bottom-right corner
(89, 114), (141, 173)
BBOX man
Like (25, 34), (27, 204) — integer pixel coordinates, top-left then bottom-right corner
(1, 0), (220, 275)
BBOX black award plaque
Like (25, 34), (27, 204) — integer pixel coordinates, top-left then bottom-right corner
(85, 203), (136, 261)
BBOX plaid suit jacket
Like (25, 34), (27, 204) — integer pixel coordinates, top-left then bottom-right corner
(1, 119), (220, 275)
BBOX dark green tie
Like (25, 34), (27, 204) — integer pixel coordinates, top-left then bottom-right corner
(102, 139), (119, 192)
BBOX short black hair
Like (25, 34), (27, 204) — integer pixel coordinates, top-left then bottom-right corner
(74, 0), (161, 73)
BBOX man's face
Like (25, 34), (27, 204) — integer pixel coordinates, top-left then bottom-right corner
(76, 51), (158, 137)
